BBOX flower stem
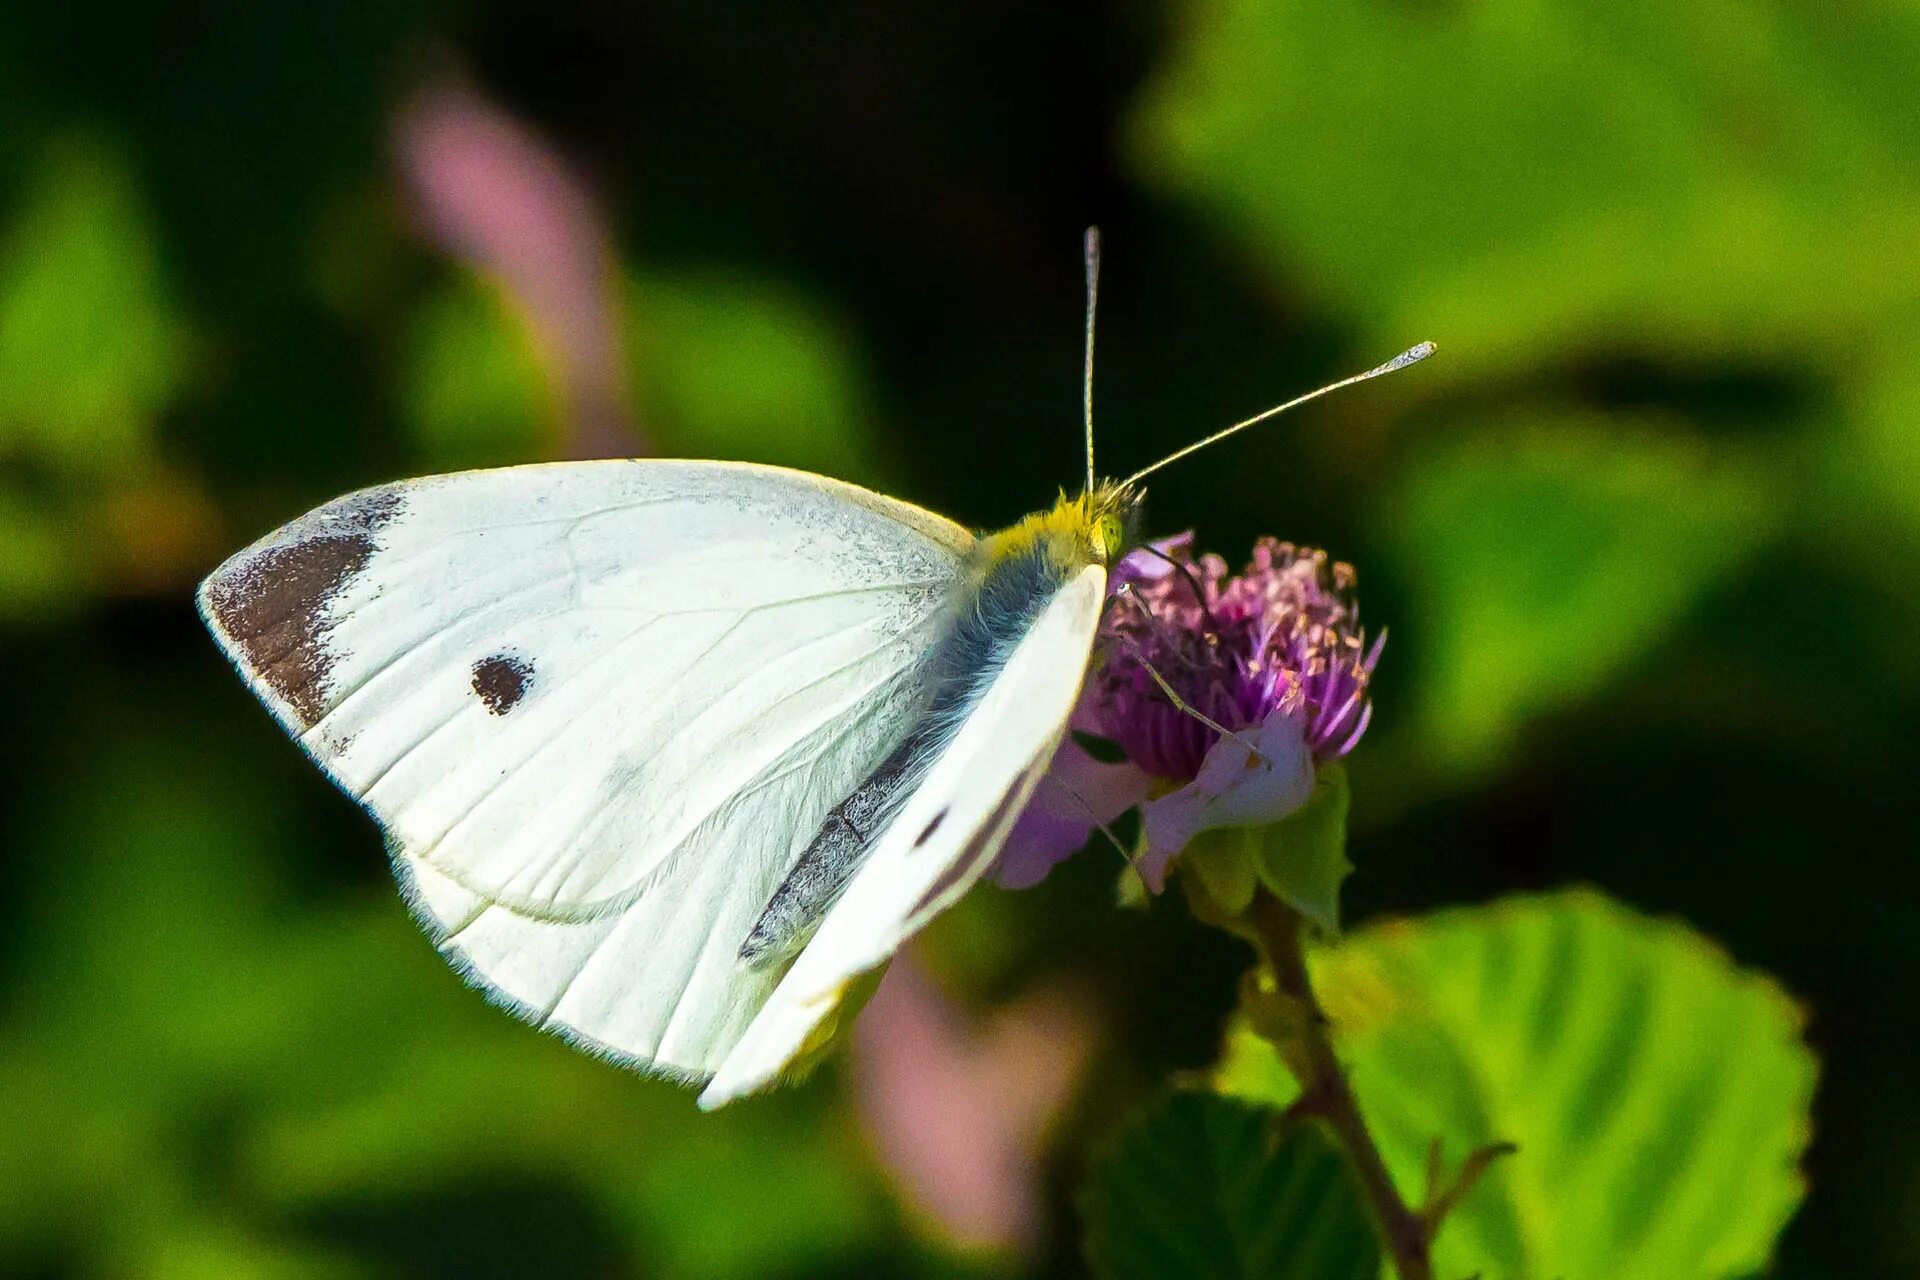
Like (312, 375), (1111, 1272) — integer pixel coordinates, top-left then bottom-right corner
(1247, 891), (1432, 1280)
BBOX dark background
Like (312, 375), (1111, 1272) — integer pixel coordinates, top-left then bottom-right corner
(2, 2), (1915, 1276)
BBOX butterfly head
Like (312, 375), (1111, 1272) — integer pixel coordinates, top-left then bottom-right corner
(1082, 479), (1144, 566)
(973, 480), (1142, 582)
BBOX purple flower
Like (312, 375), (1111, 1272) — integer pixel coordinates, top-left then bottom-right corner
(993, 534), (1383, 891)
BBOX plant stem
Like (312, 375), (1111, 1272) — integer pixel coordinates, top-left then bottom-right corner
(1248, 891), (1433, 1280)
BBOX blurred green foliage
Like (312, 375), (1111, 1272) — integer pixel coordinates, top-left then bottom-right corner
(627, 271), (881, 481)
(0, 136), (194, 612)
(402, 272), (551, 469)
(0, 136), (184, 472)
(1131, 0), (1920, 375)
(398, 265), (879, 476)
(1384, 419), (1780, 772)
(0, 0), (1914, 1276)
(0, 712), (895, 1279)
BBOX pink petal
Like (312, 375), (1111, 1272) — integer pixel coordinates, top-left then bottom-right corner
(1138, 710), (1316, 880)
(991, 731), (1151, 889)
(1111, 532), (1195, 590)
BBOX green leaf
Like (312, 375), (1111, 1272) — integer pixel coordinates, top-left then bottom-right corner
(1181, 764), (1353, 934)
(1386, 417), (1778, 771)
(1250, 762), (1351, 935)
(1080, 1092), (1380, 1280)
(1181, 824), (1261, 922)
(1218, 891), (1817, 1280)
(0, 489), (85, 613)
(1839, 346), (1920, 541)
(1131, 0), (1920, 378)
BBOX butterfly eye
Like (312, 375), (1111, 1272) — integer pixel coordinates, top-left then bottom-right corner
(1097, 515), (1126, 562)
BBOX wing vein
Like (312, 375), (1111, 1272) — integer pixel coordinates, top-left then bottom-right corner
(308, 559), (580, 730)
(407, 580), (952, 867)
(509, 629), (931, 908)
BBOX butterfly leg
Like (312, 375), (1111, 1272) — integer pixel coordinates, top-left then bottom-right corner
(1129, 652), (1270, 766)
(739, 740), (928, 968)
(1035, 771), (1151, 896)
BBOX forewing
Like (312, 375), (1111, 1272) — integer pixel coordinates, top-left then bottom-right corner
(699, 563), (1107, 1108)
(199, 459), (971, 1078)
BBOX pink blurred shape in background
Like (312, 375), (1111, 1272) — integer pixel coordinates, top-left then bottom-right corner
(395, 77), (642, 459)
(855, 952), (1095, 1256)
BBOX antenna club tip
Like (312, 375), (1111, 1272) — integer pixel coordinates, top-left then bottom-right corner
(1369, 340), (1436, 377)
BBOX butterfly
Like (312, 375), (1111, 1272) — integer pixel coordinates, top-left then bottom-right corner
(199, 230), (1429, 1107)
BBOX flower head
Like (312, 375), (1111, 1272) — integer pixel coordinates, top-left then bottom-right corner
(1100, 534), (1382, 776)
(994, 534), (1382, 891)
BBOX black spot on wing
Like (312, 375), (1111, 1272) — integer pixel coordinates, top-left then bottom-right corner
(471, 652), (535, 715)
(914, 809), (948, 848)
(202, 489), (401, 726)
(908, 776), (1035, 918)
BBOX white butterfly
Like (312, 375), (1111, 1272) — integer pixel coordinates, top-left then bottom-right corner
(200, 459), (1133, 1106)
(197, 223), (1429, 1107)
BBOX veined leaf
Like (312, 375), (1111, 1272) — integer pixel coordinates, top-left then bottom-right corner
(1218, 890), (1816, 1280)
(1080, 1092), (1379, 1280)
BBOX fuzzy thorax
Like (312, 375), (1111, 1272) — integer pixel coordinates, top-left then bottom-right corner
(969, 481), (1142, 582)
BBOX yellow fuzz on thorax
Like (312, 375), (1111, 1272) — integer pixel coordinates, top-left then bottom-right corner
(968, 481), (1142, 584)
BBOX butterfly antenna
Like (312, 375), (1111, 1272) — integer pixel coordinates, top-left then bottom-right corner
(1119, 340), (1435, 487)
(1083, 226), (1101, 495)
(1046, 773), (1149, 895)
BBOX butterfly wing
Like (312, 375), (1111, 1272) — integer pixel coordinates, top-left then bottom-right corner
(199, 459), (972, 1080)
(700, 562), (1107, 1107)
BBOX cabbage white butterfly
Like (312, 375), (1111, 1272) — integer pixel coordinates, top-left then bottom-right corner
(200, 232), (1429, 1106)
